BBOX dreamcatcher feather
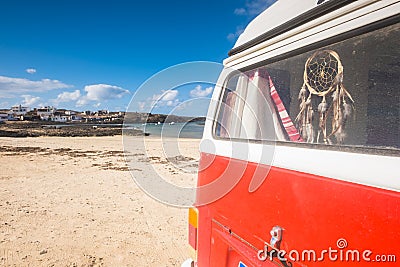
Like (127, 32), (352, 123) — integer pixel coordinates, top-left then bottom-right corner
(295, 50), (354, 144)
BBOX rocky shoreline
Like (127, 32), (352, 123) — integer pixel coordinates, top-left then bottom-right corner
(0, 121), (144, 137)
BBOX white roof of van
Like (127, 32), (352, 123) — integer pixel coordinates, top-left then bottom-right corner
(231, 0), (355, 55)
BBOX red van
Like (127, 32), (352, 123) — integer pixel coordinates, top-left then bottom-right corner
(183, 0), (400, 266)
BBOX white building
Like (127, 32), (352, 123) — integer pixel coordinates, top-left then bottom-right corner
(51, 115), (69, 123)
(98, 109), (109, 115)
(65, 110), (76, 116)
(10, 105), (29, 116)
(37, 106), (56, 120)
(0, 113), (9, 122)
(70, 114), (82, 121)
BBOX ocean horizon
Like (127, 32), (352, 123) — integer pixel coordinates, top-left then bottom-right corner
(125, 122), (204, 139)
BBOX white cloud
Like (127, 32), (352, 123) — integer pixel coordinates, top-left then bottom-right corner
(138, 101), (146, 111)
(234, 0), (276, 17)
(227, 33), (236, 41)
(21, 95), (41, 107)
(227, 27), (245, 41)
(26, 68), (37, 74)
(76, 84), (129, 107)
(150, 89), (179, 107)
(166, 99), (180, 107)
(84, 84), (129, 101)
(152, 89), (179, 102)
(229, 0), (276, 41)
(234, 8), (246, 15)
(0, 76), (71, 98)
(138, 89), (180, 111)
(190, 85), (213, 98)
(53, 90), (81, 104)
(76, 98), (88, 107)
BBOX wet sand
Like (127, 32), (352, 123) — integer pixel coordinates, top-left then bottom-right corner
(0, 136), (200, 266)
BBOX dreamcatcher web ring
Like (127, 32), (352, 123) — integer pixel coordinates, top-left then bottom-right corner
(303, 49), (343, 97)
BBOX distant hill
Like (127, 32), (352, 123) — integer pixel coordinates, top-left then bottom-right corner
(124, 112), (205, 124)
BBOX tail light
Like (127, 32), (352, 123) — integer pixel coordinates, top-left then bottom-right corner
(188, 206), (199, 261)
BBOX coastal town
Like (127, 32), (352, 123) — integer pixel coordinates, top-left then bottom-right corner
(0, 104), (124, 123)
(0, 104), (204, 125)
(0, 104), (205, 138)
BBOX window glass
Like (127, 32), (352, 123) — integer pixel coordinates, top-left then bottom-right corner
(215, 23), (400, 151)
(215, 70), (277, 140)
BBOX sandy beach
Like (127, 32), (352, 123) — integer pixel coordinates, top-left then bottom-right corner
(0, 136), (200, 266)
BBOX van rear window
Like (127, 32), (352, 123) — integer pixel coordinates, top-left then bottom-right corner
(215, 23), (400, 152)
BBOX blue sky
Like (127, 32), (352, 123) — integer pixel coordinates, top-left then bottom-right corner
(0, 0), (276, 116)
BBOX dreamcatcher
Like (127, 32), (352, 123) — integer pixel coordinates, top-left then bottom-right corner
(295, 50), (354, 144)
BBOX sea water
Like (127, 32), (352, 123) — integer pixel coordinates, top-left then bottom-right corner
(126, 122), (204, 139)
